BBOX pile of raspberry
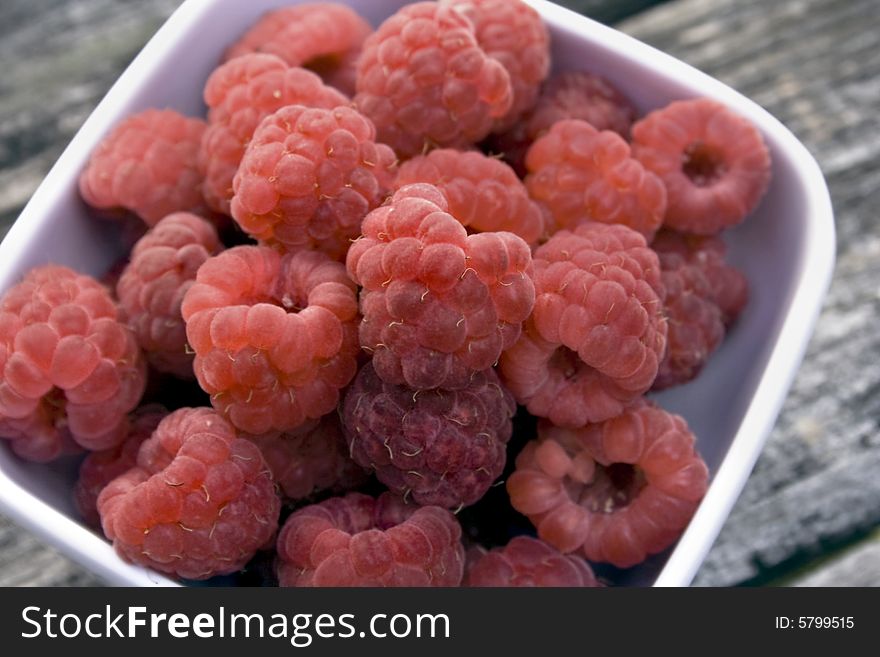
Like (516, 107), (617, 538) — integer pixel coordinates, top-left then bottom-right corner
(0, 0), (773, 587)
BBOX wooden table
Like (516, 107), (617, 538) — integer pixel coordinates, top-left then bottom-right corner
(1, 0), (878, 586)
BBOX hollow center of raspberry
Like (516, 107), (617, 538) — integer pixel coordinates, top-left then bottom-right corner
(279, 293), (306, 312)
(682, 141), (727, 187)
(305, 54), (343, 78)
(575, 462), (646, 514)
(550, 347), (582, 380)
(44, 388), (68, 424)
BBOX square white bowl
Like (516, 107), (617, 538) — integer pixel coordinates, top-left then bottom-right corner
(0, 0), (834, 587)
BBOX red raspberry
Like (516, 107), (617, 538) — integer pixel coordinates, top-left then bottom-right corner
(231, 105), (397, 260)
(491, 70), (637, 176)
(442, 0), (550, 132)
(526, 119), (667, 240)
(499, 223), (666, 427)
(395, 148), (544, 245)
(342, 362), (515, 509)
(74, 405), (167, 528)
(651, 230), (748, 389)
(276, 492), (464, 586)
(632, 98), (771, 234)
(0, 266), (147, 461)
(116, 213), (221, 379)
(97, 407), (280, 580)
(224, 3), (372, 97)
(199, 54), (349, 215)
(507, 402), (709, 568)
(346, 184), (535, 390)
(464, 535), (601, 587)
(246, 414), (369, 503)
(79, 109), (208, 226)
(700, 250), (748, 327)
(181, 246), (359, 435)
(354, 2), (512, 158)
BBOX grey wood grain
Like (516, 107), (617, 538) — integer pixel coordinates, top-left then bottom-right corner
(792, 533), (880, 587)
(0, 0), (182, 239)
(0, 515), (102, 586)
(619, 0), (880, 586)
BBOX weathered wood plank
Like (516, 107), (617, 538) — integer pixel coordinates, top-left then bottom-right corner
(0, 515), (102, 586)
(791, 532), (880, 587)
(618, 0), (880, 586)
(0, 0), (182, 239)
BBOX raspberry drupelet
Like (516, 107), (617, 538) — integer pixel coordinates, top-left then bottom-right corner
(464, 535), (602, 587)
(499, 223), (666, 427)
(79, 109), (208, 226)
(97, 407), (280, 580)
(199, 54), (349, 215)
(116, 213), (221, 379)
(441, 0), (550, 132)
(491, 70), (637, 176)
(525, 119), (667, 240)
(341, 361), (515, 509)
(224, 3), (372, 97)
(346, 183), (535, 391)
(181, 246), (360, 435)
(507, 402), (709, 568)
(394, 148), (544, 245)
(276, 491), (465, 586)
(0, 266), (147, 461)
(245, 413), (369, 503)
(74, 405), (167, 528)
(354, 2), (512, 158)
(651, 230), (748, 389)
(231, 104), (397, 261)
(631, 97), (771, 235)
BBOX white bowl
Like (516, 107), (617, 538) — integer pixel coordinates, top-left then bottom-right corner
(0, 0), (834, 587)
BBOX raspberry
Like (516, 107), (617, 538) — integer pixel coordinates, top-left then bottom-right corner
(0, 266), (147, 461)
(74, 405), (167, 528)
(346, 184), (535, 390)
(342, 362), (515, 509)
(651, 230), (748, 389)
(276, 492), (464, 586)
(442, 0), (550, 132)
(394, 149), (544, 245)
(79, 109), (208, 226)
(181, 245), (359, 435)
(525, 119), (667, 240)
(499, 223), (666, 427)
(354, 2), (512, 158)
(506, 402), (709, 568)
(491, 70), (637, 176)
(631, 98), (771, 234)
(246, 414), (369, 502)
(230, 105), (397, 260)
(464, 536), (601, 587)
(97, 407), (280, 580)
(199, 54), (349, 215)
(224, 3), (372, 97)
(116, 213), (221, 378)
(701, 252), (748, 327)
